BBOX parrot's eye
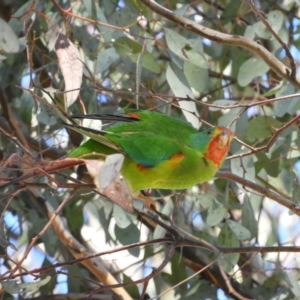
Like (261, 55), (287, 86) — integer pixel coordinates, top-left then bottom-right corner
(207, 128), (213, 135)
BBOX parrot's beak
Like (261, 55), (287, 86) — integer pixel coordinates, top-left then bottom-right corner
(218, 129), (233, 149)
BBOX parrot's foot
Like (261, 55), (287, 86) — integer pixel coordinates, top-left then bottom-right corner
(137, 193), (157, 211)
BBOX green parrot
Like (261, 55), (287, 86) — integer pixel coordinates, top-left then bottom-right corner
(65, 110), (234, 196)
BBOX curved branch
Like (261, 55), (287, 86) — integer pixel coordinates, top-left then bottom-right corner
(140, 0), (300, 88)
(216, 171), (298, 215)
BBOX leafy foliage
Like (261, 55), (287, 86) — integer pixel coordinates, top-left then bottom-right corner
(0, 0), (300, 299)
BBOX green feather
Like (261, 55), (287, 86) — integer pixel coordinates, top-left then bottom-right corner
(66, 110), (233, 193)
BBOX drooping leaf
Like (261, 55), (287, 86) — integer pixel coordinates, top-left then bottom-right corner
(166, 64), (201, 129)
(2, 276), (51, 294)
(0, 219), (17, 251)
(242, 195), (258, 238)
(85, 159), (134, 213)
(98, 154), (124, 189)
(114, 36), (160, 73)
(217, 222), (240, 273)
(115, 222), (140, 256)
(227, 219), (251, 240)
(274, 83), (300, 117)
(113, 204), (132, 228)
(0, 18), (19, 53)
(237, 57), (269, 87)
(206, 204), (228, 226)
(183, 61), (208, 93)
(96, 48), (120, 73)
(246, 116), (283, 142)
(55, 32), (83, 107)
(153, 200), (174, 240)
(165, 28), (207, 68)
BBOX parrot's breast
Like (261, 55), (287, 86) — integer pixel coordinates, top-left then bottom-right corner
(120, 154), (219, 193)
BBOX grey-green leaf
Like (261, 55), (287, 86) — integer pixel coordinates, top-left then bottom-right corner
(237, 57), (269, 87)
(0, 18), (19, 53)
(227, 219), (251, 240)
(165, 28), (207, 68)
(217, 222), (240, 273)
(206, 204), (227, 226)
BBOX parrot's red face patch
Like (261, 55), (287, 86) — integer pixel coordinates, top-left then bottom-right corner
(204, 127), (233, 167)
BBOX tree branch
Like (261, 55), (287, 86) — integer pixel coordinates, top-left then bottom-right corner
(139, 0), (300, 88)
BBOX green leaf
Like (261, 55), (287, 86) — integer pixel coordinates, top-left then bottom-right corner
(220, 0), (242, 25)
(253, 10), (283, 40)
(114, 37), (160, 73)
(82, 1), (113, 42)
(206, 204), (227, 226)
(292, 182), (300, 204)
(2, 276), (51, 294)
(231, 154), (255, 185)
(242, 195), (258, 238)
(115, 223), (140, 257)
(164, 28), (207, 68)
(262, 80), (285, 97)
(170, 251), (187, 287)
(153, 200), (174, 240)
(244, 26), (255, 39)
(166, 64), (201, 129)
(274, 83), (300, 117)
(110, 7), (140, 28)
(285, 270), (300, 297)
(246, 116), (282, 142)
(0, 18), (19, 53)
(0, 219), (17, 251)
(237, 57), (269, 87)
(183, 61), (208, 93)
(113, 204), (132, 228)
(217, 222), (239, 273)
(227, 219), (251, 240)
(96, 48), (120, 73)
(255, 151), (280, 177)
(37, 102), (57, 126)
(267, 10), (284, 34)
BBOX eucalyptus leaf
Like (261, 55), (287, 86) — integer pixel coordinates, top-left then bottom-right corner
(183, 61), (208, 93)
(114, 37), (160, 73)
(237, 57), (269, 87)
(153, 200), (174, 240)
(285, 269), (300, 297)
(164, 28), (207, 68)
(166, 64), (201, 129)
(217, 223), (239, 273)
(55, 33), (83, 107)
(246, 116), (282, 142)
(227, 219), (251, 240)
(274, 83), (300, 117)
(98, 154), (124, 189)
(242, 195), (258, 238)
(0, 219), (17, 251)
(115, 223), (140, 257)
(231, 153), (255, 184)
(113, 204), (132, 228)
(2, 276), (51, 294)
(96, 48), (120, 73)
(0, 18), (19, 53)
(206, 204), (227, 226)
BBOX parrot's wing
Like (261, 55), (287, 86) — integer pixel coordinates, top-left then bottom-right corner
(70, 113), (138, 123)
(63, 122), (124, 153)
(110, 133), (188, 167)
(71, 110), (198, 139)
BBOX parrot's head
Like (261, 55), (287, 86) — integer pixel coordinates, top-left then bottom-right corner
(204, 127), (234, 167)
